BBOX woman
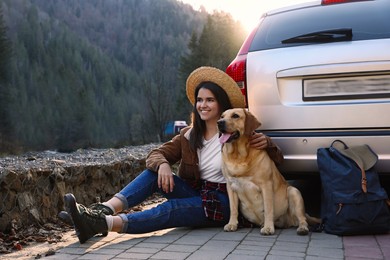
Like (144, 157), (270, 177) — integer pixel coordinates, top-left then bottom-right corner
(63, 66), (284, 244)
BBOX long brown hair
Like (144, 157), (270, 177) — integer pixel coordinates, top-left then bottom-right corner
(189, 81), (232, 151)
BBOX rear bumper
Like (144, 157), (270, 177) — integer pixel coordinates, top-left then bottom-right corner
(260, 129), (390, 176)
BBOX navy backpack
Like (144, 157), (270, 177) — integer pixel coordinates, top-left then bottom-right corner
(317, 140), (390, 235)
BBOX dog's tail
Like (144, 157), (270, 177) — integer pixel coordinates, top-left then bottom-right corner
(305, 213), (322, 225)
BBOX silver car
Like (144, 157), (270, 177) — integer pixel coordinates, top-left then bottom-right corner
(226, 0), (390, 177)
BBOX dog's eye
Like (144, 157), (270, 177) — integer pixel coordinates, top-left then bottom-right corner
(232, 113), (240, 119)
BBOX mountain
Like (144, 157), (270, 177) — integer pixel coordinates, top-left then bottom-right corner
(0, 0), (245, 153)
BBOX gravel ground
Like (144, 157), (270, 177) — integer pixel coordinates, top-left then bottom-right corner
(0, 143), (160, 171)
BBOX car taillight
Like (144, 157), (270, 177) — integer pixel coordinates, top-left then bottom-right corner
(226, 54), (247, 95)
(322, 0), (371, 5)
(226, 25), (258, 108)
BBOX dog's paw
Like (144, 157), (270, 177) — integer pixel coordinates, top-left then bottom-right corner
(224, 223), (238, 232)
(260, 226), (275, 235)
(296, 225), (309, 236)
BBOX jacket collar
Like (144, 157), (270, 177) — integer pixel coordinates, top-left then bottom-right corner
(184, 127), (192, 140)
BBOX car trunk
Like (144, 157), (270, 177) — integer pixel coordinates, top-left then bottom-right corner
(246, 38), (390, 131)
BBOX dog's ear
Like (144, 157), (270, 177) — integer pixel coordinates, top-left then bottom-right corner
(244, 110), (261, 136)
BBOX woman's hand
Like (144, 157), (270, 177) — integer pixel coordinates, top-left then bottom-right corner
(157, 163), (175, 193)
(249, 132), (269, 150)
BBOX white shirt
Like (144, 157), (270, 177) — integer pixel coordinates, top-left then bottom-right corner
(197, 133), (226, 183)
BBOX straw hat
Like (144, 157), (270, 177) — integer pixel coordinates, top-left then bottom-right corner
(186, 66), (245, 108)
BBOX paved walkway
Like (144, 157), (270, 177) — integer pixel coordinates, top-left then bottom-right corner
(4, 227), (389, 260)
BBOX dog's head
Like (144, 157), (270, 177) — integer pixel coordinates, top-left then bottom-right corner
(217, 108), (261, 144)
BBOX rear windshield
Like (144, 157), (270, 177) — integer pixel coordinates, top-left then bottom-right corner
(250, 0), (390, 51)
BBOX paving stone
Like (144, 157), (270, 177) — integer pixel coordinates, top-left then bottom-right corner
(266, 255), (304, 260)
(88, 247), (126, 256)
(230, 248), (268, 257)
(186, 228), (220, 237)
(143, 233), (183, 243)
(45, 253), (79, 260)
(173, 234), (213, 245)
(343, 235), (378, 247)
(269, 248), (306, 258)
(235, 244), (272, 251)
(344, 245), (383, 259)
(105, 242), (138, 250)
(226, 254), (265, 260)
(309, 238), (343, 248)
(239, 238), (275, 247)
(306, 246), (344, 258)
(310, 232), (341, 240)
(376, 234), (390, 247)
(186, 248), (231, 260)
(125, 246), (160, 254)
(150, 250), (191, 259)
(131, 242), (169, 249)
(57, 246), (92, 255)
(213, 230), (249, 241)
(277, 233), (310, 243)
(111, 236), (145, 245)
(77, 253), (117, 260)
(273, 241), (308, 251)
(382, 246), (390, 259)
(305, 256), (343, 260)
(115, 252), (152, 259)
(4, 226), (390, 260)
(198, 239), (240, 251)
(163, 244), (200, 253)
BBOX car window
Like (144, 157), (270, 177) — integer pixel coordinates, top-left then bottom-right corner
(250, 0), (390, 51)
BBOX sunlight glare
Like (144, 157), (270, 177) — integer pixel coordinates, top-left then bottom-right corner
(179, 0), (315, 32)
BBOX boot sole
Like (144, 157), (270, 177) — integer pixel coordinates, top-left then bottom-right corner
(64, 193), (90, 244)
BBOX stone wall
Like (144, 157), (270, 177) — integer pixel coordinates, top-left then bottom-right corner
(0, 145), (159, 232)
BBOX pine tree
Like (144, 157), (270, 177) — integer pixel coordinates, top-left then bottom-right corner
(178, 12), (246, 121)
(0, 5), (11, 84)
(0, 4), (13, 152)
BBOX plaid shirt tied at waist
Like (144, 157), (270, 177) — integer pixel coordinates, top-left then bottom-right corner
(200, 180), (227, 221)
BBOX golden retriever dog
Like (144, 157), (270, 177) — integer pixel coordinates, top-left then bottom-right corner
(217, 108), (319, 235)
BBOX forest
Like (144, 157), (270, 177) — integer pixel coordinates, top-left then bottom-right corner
(0, 0), (247, 154)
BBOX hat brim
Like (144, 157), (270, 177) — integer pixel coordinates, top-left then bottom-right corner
(186, 66), (245, 108)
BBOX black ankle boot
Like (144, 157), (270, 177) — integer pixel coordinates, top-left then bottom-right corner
(64, 193), (108, 244)
(58, 201), (114, 236)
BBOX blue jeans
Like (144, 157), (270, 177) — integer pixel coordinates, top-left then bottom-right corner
(114, 169), (230, 234)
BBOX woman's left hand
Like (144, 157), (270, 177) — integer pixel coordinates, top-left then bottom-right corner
(249, 132), (269, 150)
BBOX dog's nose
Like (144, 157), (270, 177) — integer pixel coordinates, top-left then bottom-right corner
(217, 120), (225, 130)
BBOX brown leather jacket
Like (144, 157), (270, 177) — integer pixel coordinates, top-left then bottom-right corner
(146, 126), (284, 188)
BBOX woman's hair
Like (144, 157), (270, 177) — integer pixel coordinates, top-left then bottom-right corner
(189, 81), (232, 151)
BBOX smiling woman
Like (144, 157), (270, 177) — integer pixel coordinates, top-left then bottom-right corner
(178, 0), (313, 32)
